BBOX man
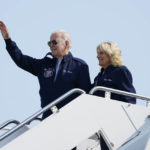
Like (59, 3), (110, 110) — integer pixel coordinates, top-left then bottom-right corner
(0, 21), (91, 119)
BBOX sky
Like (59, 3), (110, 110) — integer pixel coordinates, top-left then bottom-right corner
(0, 0), (150, 124)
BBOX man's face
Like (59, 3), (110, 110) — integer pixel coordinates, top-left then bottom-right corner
(49, 33), (67, 59)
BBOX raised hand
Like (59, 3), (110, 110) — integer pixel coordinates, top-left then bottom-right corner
(0, 21), (10, 39)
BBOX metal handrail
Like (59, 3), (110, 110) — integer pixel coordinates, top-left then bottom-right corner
(0, 88), (85, 141)
(89, 86), (150, 102)
(27, 117), (42, 125)
(0, 120), (20, 130)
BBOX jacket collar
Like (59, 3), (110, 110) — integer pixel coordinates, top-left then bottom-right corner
(100, 65), (115, 74)
(45, 52), (73, 63)
(62, 52), (73, 62)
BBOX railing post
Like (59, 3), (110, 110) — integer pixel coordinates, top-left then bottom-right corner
(146, 101), (150, 107)
(105, 91), (111, 99)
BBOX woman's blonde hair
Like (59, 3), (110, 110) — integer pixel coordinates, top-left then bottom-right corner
(97, 42), (123, 66)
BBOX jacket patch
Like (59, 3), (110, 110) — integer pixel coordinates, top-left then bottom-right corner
(63, 70), (72, 74)
(43, 68), (54, 78)
(104, 78), (112, 82)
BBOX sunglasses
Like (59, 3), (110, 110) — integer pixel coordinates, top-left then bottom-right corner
(47, 40), (57, 46)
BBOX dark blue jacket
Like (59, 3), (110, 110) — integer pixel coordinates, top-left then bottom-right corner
(93, 65), (136, 104)
(5, 39), (91, 119)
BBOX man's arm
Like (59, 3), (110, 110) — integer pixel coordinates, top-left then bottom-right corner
(0, 21), (10, 39)
(0, 21), (40, 76)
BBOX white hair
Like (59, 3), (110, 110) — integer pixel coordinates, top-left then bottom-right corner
(51, 30), (72, 48)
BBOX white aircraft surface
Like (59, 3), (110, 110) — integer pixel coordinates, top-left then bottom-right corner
(0, 87), (150, 150)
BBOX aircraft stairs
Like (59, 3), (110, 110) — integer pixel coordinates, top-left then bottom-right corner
(0, 86), (150, 150)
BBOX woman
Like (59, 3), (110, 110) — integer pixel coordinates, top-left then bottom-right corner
(93, 42), (136, 104)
